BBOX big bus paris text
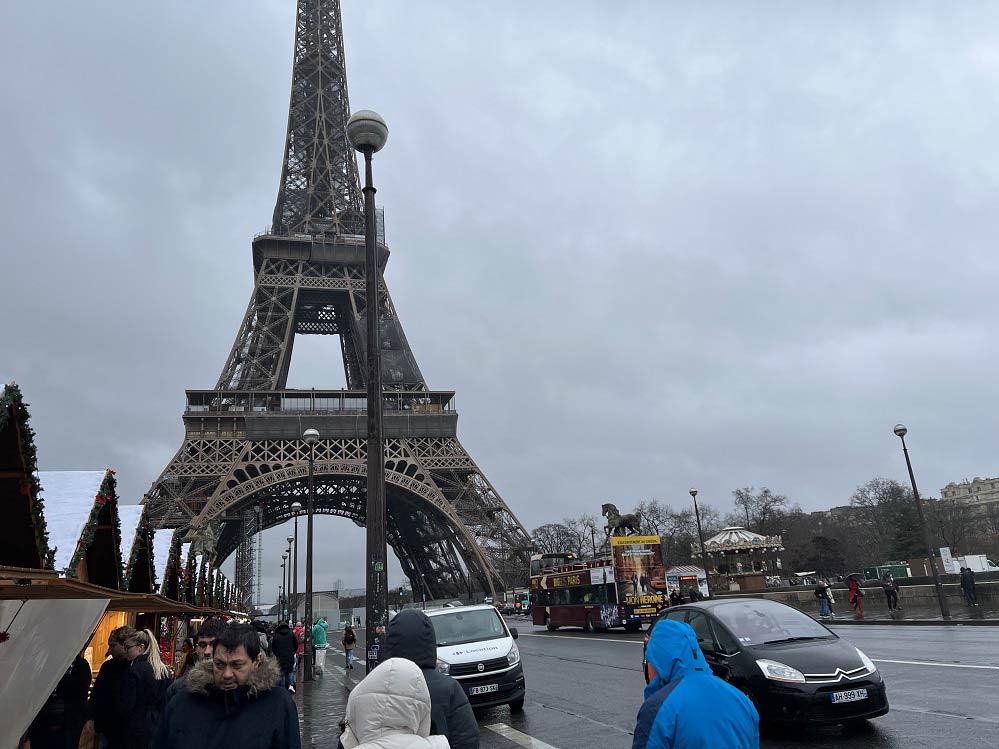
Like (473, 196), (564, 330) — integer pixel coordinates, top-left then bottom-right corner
(530, 536), (668, 632)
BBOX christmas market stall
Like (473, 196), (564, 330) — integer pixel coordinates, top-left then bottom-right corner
(694, 526), (784, 592)
(0, 382), (52, 569)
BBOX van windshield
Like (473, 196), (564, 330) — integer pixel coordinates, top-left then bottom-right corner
(430, 608), (507, 647)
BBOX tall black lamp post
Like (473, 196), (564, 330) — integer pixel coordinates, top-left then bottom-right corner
(291, 501), (302, 624)
(280, 556), (287, 620)
(303, 427), (319, 681)
(689, 488), (712, 599)
(346, 109), (389, 674)
(286, 535), (294, 621)
(893, 424), (950, 619)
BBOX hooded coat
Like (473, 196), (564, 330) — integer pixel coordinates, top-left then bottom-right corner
(154, 658), (301, 749)
(339, 658), (450, 749)
(270, 623), (297, 672)
(632, 619), (758, 749)
(384, 609), (479, 749)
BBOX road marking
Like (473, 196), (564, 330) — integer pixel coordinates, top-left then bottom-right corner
(873, 658), (999, 671)
(519, 633), (641, 645)
(891, 705), (999, 725)
(485, 723), (559, 748)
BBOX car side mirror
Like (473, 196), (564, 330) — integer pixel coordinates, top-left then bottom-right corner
(697, 637), (716, 654)
(510, 627), (519, 640)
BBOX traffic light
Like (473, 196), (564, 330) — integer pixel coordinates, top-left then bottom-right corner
(399, 587), (404, 598)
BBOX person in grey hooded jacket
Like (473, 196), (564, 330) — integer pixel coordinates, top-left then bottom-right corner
(384, 609), (480, 749)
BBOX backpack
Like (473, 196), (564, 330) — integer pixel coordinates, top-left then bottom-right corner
(343, 630), (356, 646)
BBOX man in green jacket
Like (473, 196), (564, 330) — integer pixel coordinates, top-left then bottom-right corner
(312, 617), (329, 676)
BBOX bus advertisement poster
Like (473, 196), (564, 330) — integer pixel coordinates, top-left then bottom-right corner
(611, 535), (667, 613)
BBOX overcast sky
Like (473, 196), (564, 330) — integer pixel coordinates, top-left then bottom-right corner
(3, 2), (999, 597)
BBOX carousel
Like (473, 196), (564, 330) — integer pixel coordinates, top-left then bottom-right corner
(693, 526), (783, 592)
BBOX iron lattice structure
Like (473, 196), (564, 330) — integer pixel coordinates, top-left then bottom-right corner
(143, 0), (532, 600)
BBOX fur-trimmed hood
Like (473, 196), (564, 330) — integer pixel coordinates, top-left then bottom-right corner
(185, 656), (282, 698)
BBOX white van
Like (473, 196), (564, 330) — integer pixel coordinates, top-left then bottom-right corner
(425, 604), (525, 711)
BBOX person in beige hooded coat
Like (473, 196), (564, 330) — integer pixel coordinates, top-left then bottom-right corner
(339, 658), (451, 749)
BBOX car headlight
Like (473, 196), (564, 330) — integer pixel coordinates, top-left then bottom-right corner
(856, 648), (877, 674)
(756, 659), (805, 683)
(435, 659), (450, 674)
(507, 643), (521, 667)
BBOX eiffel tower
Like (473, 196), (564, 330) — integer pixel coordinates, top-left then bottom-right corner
(144, 0), (532, 606)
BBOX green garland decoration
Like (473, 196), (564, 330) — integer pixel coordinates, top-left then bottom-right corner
(0, 383), (53, 568)
(66, 469), (123, 587)
(123, 506), (155, 592)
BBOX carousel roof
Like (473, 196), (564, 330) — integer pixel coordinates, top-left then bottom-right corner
(40, 471), (107, 573)
(704, 526), (783, 552)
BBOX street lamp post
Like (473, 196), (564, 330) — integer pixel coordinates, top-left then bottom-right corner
(303, 428), (319, 681)
(280, 556), (286, 621)
(346, 109), (390, 674)
(286, 535), (294, 622)
(291, 501), (302, 626)
(893, 424), (950, 620)
(689, 488), (712, 599)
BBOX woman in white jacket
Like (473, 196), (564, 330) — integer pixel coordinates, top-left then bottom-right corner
(339, 658), (452, 749)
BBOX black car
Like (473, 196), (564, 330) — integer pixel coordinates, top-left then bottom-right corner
(642, 599), (889, 727)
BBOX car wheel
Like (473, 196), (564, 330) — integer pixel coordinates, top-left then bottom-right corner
(737, 686), (771, 735)
(545, 614), (558, 631)
(584, 615), (595, 633)
(509, 696), (525, 712)
(624, 621), (641, 633)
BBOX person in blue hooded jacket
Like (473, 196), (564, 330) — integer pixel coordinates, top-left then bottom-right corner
(633, 619), (759, 749)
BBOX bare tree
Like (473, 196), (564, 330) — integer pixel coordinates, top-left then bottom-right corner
(531, 523), (575, 555)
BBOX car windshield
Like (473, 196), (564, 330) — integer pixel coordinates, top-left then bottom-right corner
(713, 600), (834, 646)
(430, 608), (508, 647)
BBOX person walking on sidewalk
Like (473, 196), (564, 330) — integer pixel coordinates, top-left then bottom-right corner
(880, 572), (900, 611)
(848, 575), (865, 619)
(87, 625), (136, 748)
(337, 658), (449, 749)
(270, 622), (298, 693)
(384, 609), (479, 749)
(155, 624), (301, 749)
(342, 623), (357, 671)
(293, 621), (306, 673)
(814, 581), (833, 618)
(960, 567), (979, 606)
(120, 628), (170, 749)
(313, 616), (330, 677)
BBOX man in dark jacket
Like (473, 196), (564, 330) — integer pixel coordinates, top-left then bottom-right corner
(155, 624), (301, 749)
(270, 622), (298, 693)
(167, 617), (226, 702)
(961, 567), (978, 606)
(633, 619), (757, 748)
(88, 625), (136, 748)
(384, 609), (480, 749)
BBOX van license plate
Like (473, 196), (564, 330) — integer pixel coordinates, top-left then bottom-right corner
(831, 688), (868, 704)
(469, 684), (499, 696)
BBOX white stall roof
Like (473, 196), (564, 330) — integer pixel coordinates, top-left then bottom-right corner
(153, 530), (174, 592)
(39, 471), (106, 573)
(118, 504), (145, 556)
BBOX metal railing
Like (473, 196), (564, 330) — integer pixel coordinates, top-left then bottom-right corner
(185, 389), (454, 416)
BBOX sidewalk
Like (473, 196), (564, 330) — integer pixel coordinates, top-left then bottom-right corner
(293, 629), (365, 748)
(817, 606), (999, 625)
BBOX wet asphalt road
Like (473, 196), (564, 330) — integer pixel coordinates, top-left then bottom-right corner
(474, 618), (999, 749)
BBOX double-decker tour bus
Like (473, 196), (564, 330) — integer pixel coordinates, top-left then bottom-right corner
(530, 536), (668, 632)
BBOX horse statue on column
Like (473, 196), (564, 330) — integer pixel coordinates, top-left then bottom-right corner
(601, 503), (641, 537)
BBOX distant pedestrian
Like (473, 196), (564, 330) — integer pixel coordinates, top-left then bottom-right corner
(293, 621), (306, 672)
(313, 616), (330, 676)
(28, 651), (92, 749)
(87, 625), (136, 748)
(880, 572), (900, 611)
(168, 618), (225, 702)
(848, 575), (864, 619)
(342, 623), (357, 671)
(155, 624), (301, 749)
(669, 589), (683, 607)
(632, 619), (758, 748)
(270, 622), (298, 693)
(252, 619), (272, 656)
(814, 582), (833, 618)
(337, 657), (449, 749)
(120, 628), (170, 749)
(960, 567), (978, 606)
(384, 609), (479, 748)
